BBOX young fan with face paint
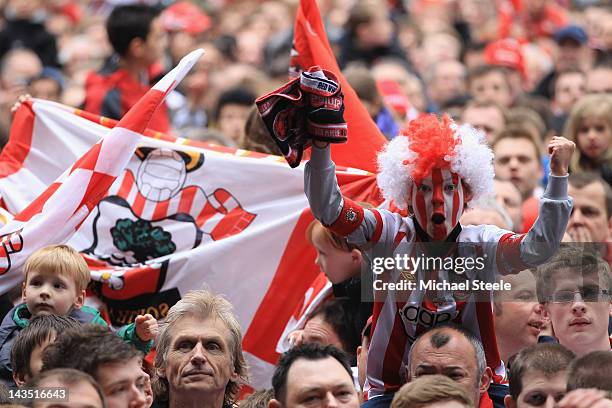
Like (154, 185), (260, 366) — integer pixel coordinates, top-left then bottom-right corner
(304, 114), (575, 404)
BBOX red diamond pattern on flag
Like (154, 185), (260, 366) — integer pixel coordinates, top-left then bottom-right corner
(0, 49), (204, 292)
(71, 143), (102, 174)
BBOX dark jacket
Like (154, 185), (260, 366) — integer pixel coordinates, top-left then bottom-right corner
(83, 58), (170, 133)
(332, 275), (373, 347)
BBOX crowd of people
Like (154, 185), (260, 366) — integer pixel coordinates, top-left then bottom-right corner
(0, 0), (611, 407)
(0, 254), (607, 408)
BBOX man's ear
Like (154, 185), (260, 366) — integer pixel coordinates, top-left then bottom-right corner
(479, 367), (493, 395)
(356, 345), (362, 359)
(73, 289), (86, 310)
(504, 394), (517, 408)
(155, 366), (166, 379)
(351, 249), (363, 266)
(355, 24), (370, 44)
(229, 366), (239, 383)
(128, 37), (145, 59)
(268, 398), (282, 408)
(607, 216), (612, 240)
(13, 371), (27, 388)
(404, 364), (412, 382)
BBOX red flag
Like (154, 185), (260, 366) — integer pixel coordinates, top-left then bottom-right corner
(292, 0), (387, 173)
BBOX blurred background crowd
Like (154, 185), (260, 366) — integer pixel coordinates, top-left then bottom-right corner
(0, 0), (610, 162)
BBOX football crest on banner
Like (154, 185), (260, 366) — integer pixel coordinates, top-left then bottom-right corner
(90, 259), (181, 326)
(85, 147), (257, 265)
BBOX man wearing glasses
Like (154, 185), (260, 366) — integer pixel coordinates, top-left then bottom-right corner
(536, 245), (611, 356)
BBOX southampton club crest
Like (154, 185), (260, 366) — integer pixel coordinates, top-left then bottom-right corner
(85, 257), (181, 326)
(84, 147), (257, 266)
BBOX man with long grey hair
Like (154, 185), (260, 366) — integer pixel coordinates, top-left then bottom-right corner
(153, 290), (248, 408)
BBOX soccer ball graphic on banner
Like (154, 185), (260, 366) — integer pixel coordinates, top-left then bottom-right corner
(85, 146), (257, 266)
(136, 149), (187, 202)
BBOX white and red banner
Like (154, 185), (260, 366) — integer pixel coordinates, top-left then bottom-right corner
(0, 48), (203, 291)
(0, 97), (379, 388)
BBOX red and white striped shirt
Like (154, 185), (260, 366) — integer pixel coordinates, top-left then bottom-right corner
(304, 146), (571, 399)
(362, 211), (515, 396)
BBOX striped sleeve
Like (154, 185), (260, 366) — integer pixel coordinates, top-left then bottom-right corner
(494, 175), (572, 273)
(305, 145), (380, 244)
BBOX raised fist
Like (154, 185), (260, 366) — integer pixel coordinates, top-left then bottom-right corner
(135, 314), (158, 342)
(548, 136), (575, 177)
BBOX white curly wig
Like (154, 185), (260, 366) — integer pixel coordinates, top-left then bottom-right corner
(376, 115), (494, 210)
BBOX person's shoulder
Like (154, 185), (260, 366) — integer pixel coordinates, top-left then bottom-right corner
(460, 224), (513, 242)
(0, 304), (28, 350)
(459, 224), (489, 235)
(70, 306), (106, 326)
(374, 209), (414, 235)
(84, 63), (123, 111)
(0, 303), (21, 323)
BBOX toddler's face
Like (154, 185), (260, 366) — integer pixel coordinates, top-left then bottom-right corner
(312, 228), (359, 284)
(22, 270), (83, 317)
(577, 116), (612, 162)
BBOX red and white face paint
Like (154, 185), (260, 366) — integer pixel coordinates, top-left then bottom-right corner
(411, 168), (465, 240)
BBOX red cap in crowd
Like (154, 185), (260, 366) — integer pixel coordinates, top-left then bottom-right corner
(376, 79), (410, 118)
(484, 38), (527, 79)
(161, 1), (211, 35)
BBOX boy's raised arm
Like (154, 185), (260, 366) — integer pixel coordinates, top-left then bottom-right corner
(305, 143), (343, 225)
(305, 142), (381, 247)
(499, 137), (575, 271)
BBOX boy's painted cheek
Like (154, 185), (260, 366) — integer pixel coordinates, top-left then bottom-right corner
(412, 169), (465, 240)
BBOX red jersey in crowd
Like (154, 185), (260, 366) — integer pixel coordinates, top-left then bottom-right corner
(84, 61), (171, 134)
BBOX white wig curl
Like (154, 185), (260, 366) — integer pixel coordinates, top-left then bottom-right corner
(376, 115), (494, 210)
